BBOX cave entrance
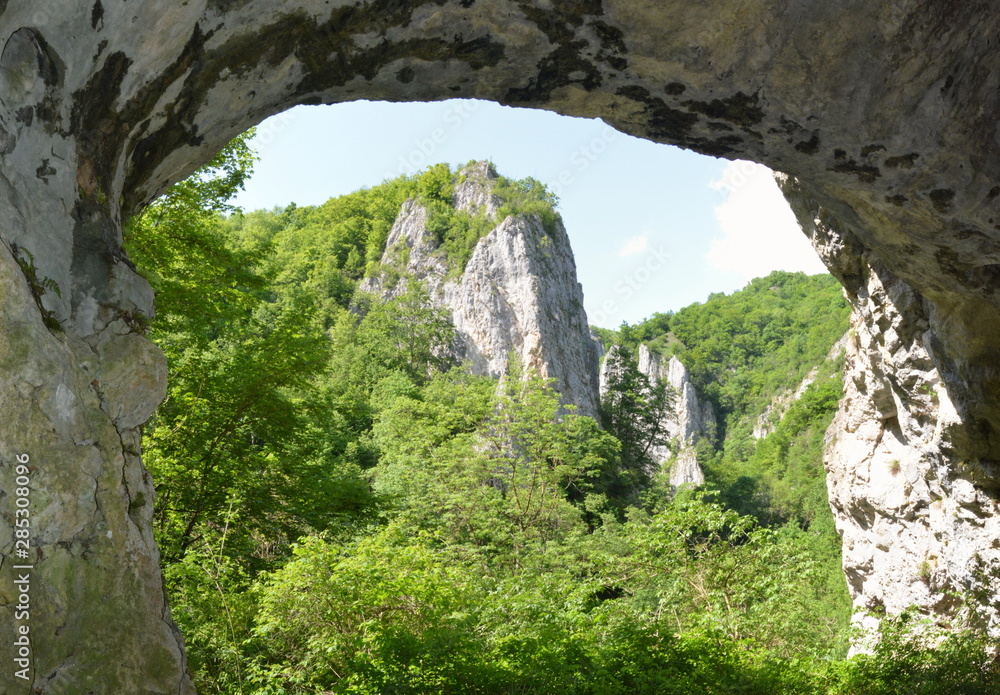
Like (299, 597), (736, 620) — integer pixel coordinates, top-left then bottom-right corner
(136, 96), (857, 690)
(6, 3), (997, 691)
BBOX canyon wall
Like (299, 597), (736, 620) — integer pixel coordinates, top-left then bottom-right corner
(598, 344), (715, 486)
(783, 174), (1000, 638)
(635, 344), (715, 487)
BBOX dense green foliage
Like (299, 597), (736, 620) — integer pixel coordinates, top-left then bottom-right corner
(601, 271), (854, 649)
(606, 272), (850, 522)
(623, 273), (849, 431)
(128, 142), (999, 695)
(421, 162), (561, 275)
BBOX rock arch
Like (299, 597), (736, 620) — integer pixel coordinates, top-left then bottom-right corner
(1, 1), (998, 690)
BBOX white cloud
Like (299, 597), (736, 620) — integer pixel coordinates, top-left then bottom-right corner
(618, 232), (650, 257)
(706, 161), (827, 280)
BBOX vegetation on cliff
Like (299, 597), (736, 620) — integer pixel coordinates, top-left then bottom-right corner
(126, 137), (1000, 695)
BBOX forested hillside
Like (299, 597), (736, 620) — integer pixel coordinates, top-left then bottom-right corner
(596, 271), (853, 652)
(126, 135), (1000, 695)
(599, 272), (850, 524)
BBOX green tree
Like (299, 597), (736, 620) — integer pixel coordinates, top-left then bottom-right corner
(597, 488), (841, 659)
(373, 360), (618, 564)
(255, 528), (491, 695)
(145, 297), (333, 564)
(354, 278), (457, 381)
(827, 610), (1000, 695)
(129, 136), (343, 566)
(599, 344), (675, 503)
(130, 135), (378, 692)
(126, 130), (264, 337)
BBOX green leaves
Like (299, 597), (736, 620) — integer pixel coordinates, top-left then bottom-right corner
(355, 278), (457, 381)
(826, 611), (1000, 695)
(493, 173), (560, 236)
(624, 270), (850, 434)
(420, 163), (563, 275)
(598, 344), (675, 506)
(131, 147), (996, 695)
(600, 271), (854, 658)
(127, 131), (265, 338)
(595, 489), (829, 654)
(146, 295), (334, 565)
(371, 360), (617, 566)
(256, 529), (488, 693)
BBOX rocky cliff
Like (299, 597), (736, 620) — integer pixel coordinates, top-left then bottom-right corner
(362, 163), (602, 419)
(598, 343), (715, 486)
(637, 345), (715, 487)
(0, 236), (188, 692)
(782, 174), (1000, 640)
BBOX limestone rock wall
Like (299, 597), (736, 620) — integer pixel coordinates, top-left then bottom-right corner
(0, 242), (190, 692)
(363, 163), (602, 419)
(783, 175), (1000, 637)
(636, 345), (713, 486)
(598, 344), (714, 486)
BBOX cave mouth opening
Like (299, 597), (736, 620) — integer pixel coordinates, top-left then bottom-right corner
(8, 4), (1000, 691)
(135, 96), (861, 687)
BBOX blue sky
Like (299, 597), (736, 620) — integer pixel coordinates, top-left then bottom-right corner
(232, 100), (827, 329)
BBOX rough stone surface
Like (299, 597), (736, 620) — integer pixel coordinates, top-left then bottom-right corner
(599, 344), (714, 485)
(0, 242), (190, 693)
(639, 346), (712, 486)
(783, 175), (1000, 639)
(0, 0), (999, 688)
(363, 163), (601, 419)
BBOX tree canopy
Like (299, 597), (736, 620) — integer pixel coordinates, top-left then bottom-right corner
(126, 139), (998, 695)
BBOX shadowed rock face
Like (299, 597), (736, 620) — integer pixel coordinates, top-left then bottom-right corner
(1, 0), (999, 689)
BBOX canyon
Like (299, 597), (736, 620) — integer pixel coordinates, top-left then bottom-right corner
(0, 1), (999, 691)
